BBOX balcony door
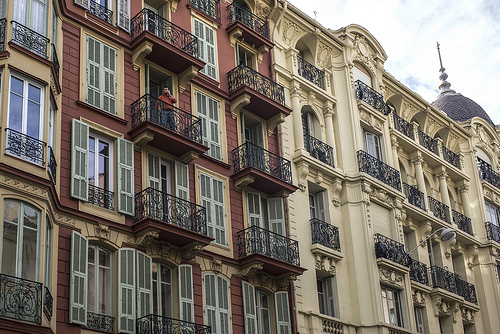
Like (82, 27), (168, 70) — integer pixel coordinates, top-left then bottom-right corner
(13, 0), (47, 36)
(242, 115), (265, 171)
(146, 65), (172, 100)
(147, 153), (171, 221)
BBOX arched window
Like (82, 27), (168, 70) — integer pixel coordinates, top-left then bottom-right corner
(353, 63), (372, 87)
(87, 244), (113, 316)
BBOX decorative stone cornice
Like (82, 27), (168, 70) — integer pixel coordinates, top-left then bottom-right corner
(379, 268), (404, 289)
(412, 289), (427, 307)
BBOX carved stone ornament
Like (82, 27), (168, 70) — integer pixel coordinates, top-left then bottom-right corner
(238, 263), (264, 277)
(95, 223), (110, 241)
(248, 272), (275, 291)
(461, 307), (475, 324)
(210, 258), (222, 273)
(379, 268), (404, 289)
(181, 243), (204, 261)
(353, 35), (372, 64)
(133, 230), (159, 247)
(317, 43), (332, 68)
(315, 254), (336, 275)
(277, 274), (297, 290)
(368, 187), (397, 209)
(282, 20), (302, 45)
(432, 296), (451, 317)
(256, 0), (272, 19)
(412, 289), (426, 307)
(158, 242), (171, 260)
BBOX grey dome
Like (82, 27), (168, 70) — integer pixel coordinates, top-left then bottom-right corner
(432, 92), (494, 127)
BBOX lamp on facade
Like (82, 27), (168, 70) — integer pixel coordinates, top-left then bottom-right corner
(408, 227), (456, 256)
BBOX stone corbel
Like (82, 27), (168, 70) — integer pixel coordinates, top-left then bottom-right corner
(461, 307), (475, 324)
(181, 243), (204, 261)
(168, 0), (181, 13)
(179, 151), (200, 164)
(132, 41), (153, 71)
(234, 175), (255, 191)
(95, 223), (110, 241)
(132, 230), (160, 247)
(276, 274), (297, 290)
(210, 257), (222, 273)
(466, 245), (479, 269)
(295, 160), (309, 192)
(379, 268), (404, 289)
(266, 113), (286, 136)
(132, 131), (154, 149)
(431, 296), (451, 317)
(444, 239), (457, 259)
(331, 178), (342, 207)
(228, 27), (243, 48)
(419, 222), (432, 245)
(230, 94), (251, 119)
(452, 302), (461, 323)
(238, 262), (264, 277)
(257, 45), (270, 64)
(412, 289), (426, 307)
(178, 65), (199, 93)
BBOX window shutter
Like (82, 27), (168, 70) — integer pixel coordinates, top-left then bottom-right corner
(217, 276), (230, 334)
(208, 98), (221, 160)
(205, 26), (217, 80)
(246, 192), (262, 228)
(267, 198), (285, 236)
(196, 92), (210, 148)
(147, 153), (161, 190)
(242, 281), (257, 334)
(213, 177), (226, 245)
(199, 173), (213, 238)
(179, 265), (194, 322)
(317, 192), (326, 222)
(117, 138), (134, 215)
(87, 37), (102, 108)
(275, 292), (291, 334)
(70, 231), (88, 325)
(325, 277), (336, 316)
(194, 20), (205, 62)
(71, 119), (89, 201)
(118, 248), (136, 333)
(74, 0), (90, 10)
(175, 161), (190, 201)
(136, 251), (153, 318)
(102, 44), (117, 114)
(117, 0), (130, 32)
(204, 274), (217, 332)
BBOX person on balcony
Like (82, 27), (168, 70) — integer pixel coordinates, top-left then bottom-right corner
(158, 86), (177, 131)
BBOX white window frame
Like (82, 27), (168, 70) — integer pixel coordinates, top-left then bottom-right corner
(381, 286), (404, 327)
(88, 133), (113, 193)
(196, 91), (221, 160)
(364, 129), (382, 161)
(87, 244), (113, 315)
(193, 19), (217, 80)
(44, 216), (52, 287)
(199, 172), (226, 245)
(256, 290), (271, 334)
(486, 202), (499, 226)
(414, 307), (425, 334)
(152, 262), (173, 318)
(317, 276), (337, 317)
(309, 191), (326, 222)
(204, 273), (230, 334)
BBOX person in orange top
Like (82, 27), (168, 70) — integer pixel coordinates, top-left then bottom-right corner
(158, 86), (177, 131)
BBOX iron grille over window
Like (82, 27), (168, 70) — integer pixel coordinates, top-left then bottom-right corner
(374, 233), (412, 267)
(485, 222), (500, 243)
(88, 0), (113, 24)
(429, 266), (477, 304)
(403, 182), (425, 210)
(442, 146), (460, 169)
(478, 158), (500, 190)
(0, 273), (42, 325)
(84, 312), (115, 332)
(137, 314), (211, 334)
(392, 112), (414, 139)
(88, 184), (114, 210)
(6, 128), (46, 166)
(452, 210), (472, 235)
(418, 129), (439, 155)
(304, 134), (334, 166)
(428, 196), (450, 222)
(409, 259), (429, 286)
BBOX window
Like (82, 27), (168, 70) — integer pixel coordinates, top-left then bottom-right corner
(242, 282), (279, 334)
(317, 276), (336, 317)
(353, 64), (371, 87)
(204, 273), (230, 334)
(74, 0), (130, 31)
(364, 130), (382, 160)
(381, 286), (403, 327)
(415, 307), (425, 334)
(44, 217), (52, 286)
(71, 119), (134, 215)
(14, 0), (47, 35)
(179, 264), (194, 322)
(486, 202), (499, 226)
(86, 36), (117, 114)
(152, 262), (173, 318)
(194, 19), (217, 80)
(87, 244), (112, 316)
(196, 91), (221, 160)
(309, 191), (326, 221)
(200, 172), (226, 245)
(246, 192), (286, 234)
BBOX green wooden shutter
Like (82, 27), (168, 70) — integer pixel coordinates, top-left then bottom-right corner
(275, 291), (291, 334)
(71, 119), (89, 201)
(175, 161), (189, 201)
(199, 172), (213, 238)
(118, 138), (134, 215)
(118, 248), (136, 333)
(205, 25), (217, 80)
(70, 231), (88, 325)
(193, 19), (205, 62)
(204, 273), (217, 331)
(246, 192), (263, 228)
(212, 177), (226, 245)
(87, 37), (101, 108)
(102, 43), (117, 114)
(179, 264), (194, 322)
(242, 281), (257, 334)
(117, 0), (130, 32)
(208, 98), (221, 160)
(217, 276), (230, 334)
(136, 251), (153, 318)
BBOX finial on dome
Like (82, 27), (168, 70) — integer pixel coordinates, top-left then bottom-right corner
(437, 42), (455, 95)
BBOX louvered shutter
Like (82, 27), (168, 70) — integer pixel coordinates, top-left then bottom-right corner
(242, 281), (257, 334)
(325, 276), (336, 316)
(87, 37), (101, 109)
(267, 198), (285, 236)
(136, 251), (153, 318)
(74, 0), (90, 10)
(205, 26), (217, 79)
(118, 248), (136, 333)
(179, 265), (194, 322)
(194, 19), (205, 62)
(208, 98), (221, 159)
(246, 192), (262, 228)
(200, 173), (213, 238)
(196, 92), (210, 148)
(117, 0), (130, 32)
(213, 177), (226, 245)
(147, 153), (161, 190)
(317, 191), (326, 222)
(118, 138), (134, 215)
(275, 292), (291, 334)
(102, 44), (117, 114)
(217, 276), (230, 334)
(204, 274), (217, 332)
(70, 231), (88, 325)
(71, 119), (89, 201)
(175, 161), (190, 201)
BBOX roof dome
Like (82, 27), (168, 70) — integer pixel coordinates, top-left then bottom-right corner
(432, 92), (494, 127)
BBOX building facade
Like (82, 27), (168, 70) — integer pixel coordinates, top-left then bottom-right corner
(0, 0), (499, 334)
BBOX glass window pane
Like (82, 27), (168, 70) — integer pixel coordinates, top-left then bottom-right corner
(21, 227), (38, 280)
(88, 261), (95, 312)
(23, 204), (39, 229)
(4, 200), (19, 223)
(28, 84), (41, 104)
(11, 77), (24, 95)
(9, 93), (23, 133)
(1, 221), (18, 276)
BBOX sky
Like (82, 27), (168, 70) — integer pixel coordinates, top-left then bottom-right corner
(288, 0), (500, 124)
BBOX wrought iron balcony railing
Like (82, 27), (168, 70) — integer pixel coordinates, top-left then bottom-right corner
(232, 142), (293, 184)
(403, 182), (425, 210)
(130, 9), (199, 58)
(429, 266), (477, 304)
(0, 18), (6, 52)
(354, 80), (391, 115)
(374, 233), (412, 267)
(357, 150), (401, 191)
(227, 2), (269, 39)
(452, 210), (472, 236)
(455, 274), (477, 304)
(85, 312), (115, 332)
(227, 64), (286, 106)
(51, 43), (59, 78)
(11, 21), (49, 58)
(418, 129), (439, 155)
(409, 259), (429, 286)
(44, 286), (53, 317)
(0, 274), (42, 325)
(392, 112), (414, 139)
(477, 158), (500, 190)
(88, 184), (114, 210)
(304, 134), (334, 166)
(189, 0), (221, 21)
(48, 146), (57, 182)
(134, 187), (207, 235)
(311, 218), (341, 252)
(6, 128), (46, 166)
(428, 197), (450, 222)
(237, 225), (300, 266)
(485, 222), (500, 243)
(131, 94), (203, 143)
(137, 314), (211, 334)
(297, 56), (325, 89)
(89, 0), (113, 24)
(442, 146), (460, 169)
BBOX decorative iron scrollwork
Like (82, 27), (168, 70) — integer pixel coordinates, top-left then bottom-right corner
(11, 21), (49, 58)
(297, 56), (325, 89)
(227, 2), (269, 39)
(373, 233), (411, 267)
(409, 259), (429, 286)
(88, 0), (113, 24)
(5, 128), (46, 166)
(452, 210), (472, 235)
(304, 134), (334, 167)
(392, 112), (414, 139)
(403, 182), (425, 210)
(354, 80), (391, 115)
(88, 184), (115, 210)
(137, 314), (211, 334)
(189, 0), (221, 21)
(418, 129), (439, 155)
(0, 273), (42, 325)
(311, 218), (340, 252)
(357, 150), (401, 191)
(428, 196), (450, 222)
(85, 312), (115, 332)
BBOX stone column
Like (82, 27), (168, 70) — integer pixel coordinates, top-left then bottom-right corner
(412, 155), (428, 208)
(437, 170), (452, 222)
(458, 183), (472, 219)
(324, 102), (335, 148)
(390, 134), (400, 169)
(291, 85), (304, 151)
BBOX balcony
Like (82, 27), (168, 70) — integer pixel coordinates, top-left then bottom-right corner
(89, 0), (113, 24)
(409, 259), (429, 286)
(137, 314), (211, 334)
(392, 113), (414, 140)
(0, 18), (6, 51)
(189, 0), (220, 21)
(51, 43), (59, 78)
(403, 182), (425, 210)
(85, 312), (114, 332)
(297, 56), (325, 89)
(0, 274), (42, 325)
(11, 21), (49, 58)
(88, 185), (114, 210)
(304, 134), (334, 167)
(232, 142), (297, 195)
(44, 287), (53, 317)
(237, 226), (305, 277)
(374, 234), (411, 267)
(226, 2), (272, 50)
(418, 130), (439, 155)
(478, 158), (500, 190)
(354, 80), (391, 115)
(227, 64), (290, 120)
(429, 266), (477, 304)
(48, 146), (56, 182)
(133, 187), (213, 248)
(311, 218), (341, 252)
(442, 146), (460, 169)
(130, 9), (204, 74)
(357, 150), (401, 191)
(428, 197), (450, 222)
(5, 128), (46, 166)
(485, 222), (500, 243)
(452, 210), (472, 236)
(129, 94), (208, 160)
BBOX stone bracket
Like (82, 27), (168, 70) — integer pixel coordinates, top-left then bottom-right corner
(179, 65), (199, 93)
(266, 113), (285, 136)
(230, 93), (251, 119)
(132, 41), (153, 71)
